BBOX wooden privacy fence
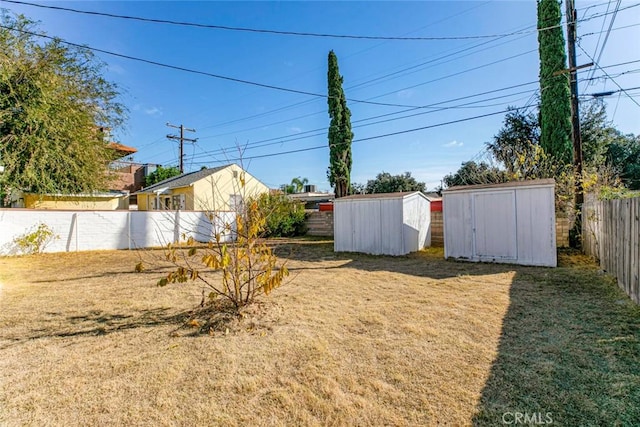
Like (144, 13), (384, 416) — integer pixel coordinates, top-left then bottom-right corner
(583, 196), (640, 304)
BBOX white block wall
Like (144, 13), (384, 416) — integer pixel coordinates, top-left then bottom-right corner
(0, 209), (236, 255)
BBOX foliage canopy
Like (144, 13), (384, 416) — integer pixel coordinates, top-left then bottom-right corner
(144, 165), (181, 187)
(327, 50), (353, 199)
(254, 192), (307, 237)
(537, 0), (572, 164)
(0, 13), (126, 197)
(365, 171), (426, 194)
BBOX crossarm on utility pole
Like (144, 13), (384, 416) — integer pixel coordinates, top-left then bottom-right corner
(166, 123), (197, 173)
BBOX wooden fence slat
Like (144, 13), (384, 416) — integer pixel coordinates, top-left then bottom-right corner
(583, 196), (640, 304)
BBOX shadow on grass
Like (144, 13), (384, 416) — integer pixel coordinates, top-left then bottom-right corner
(0, 307), (193, 348)
(273, 239), (518, 279)
(277, 240), (640, 424)
(472, 251), (640, 426)
(30, 267), (175, 284)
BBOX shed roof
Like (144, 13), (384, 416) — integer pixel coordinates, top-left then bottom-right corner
(444, 178), (555, 193)
(136, 164), (231, 194)
(334, 191), (428, 202)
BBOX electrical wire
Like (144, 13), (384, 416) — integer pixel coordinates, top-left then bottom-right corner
(5, 0), (637, 42)
(577, 43), (640, 108)
(188, 105), (538, 166)
(191, 85), (542, 160)
(0, 0), (586, 41)
(585, 0), (622, 86)
(0, 24), (438, 109)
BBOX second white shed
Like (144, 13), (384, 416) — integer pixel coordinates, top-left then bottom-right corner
(443, 179), (557, 267)
(334, 191), (431, 256)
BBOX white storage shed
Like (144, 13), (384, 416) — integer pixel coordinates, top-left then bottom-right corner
(334, 191), (431, 256)
(443, 179), (557, 267)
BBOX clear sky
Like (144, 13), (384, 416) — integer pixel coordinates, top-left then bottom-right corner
(2, 0), (639, 191)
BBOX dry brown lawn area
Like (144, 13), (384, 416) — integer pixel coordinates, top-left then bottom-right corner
(0, 239), (639, 426)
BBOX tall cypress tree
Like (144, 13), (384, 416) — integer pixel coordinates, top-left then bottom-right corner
(537, 0), (572, 165)
(327, 50), (353, 198)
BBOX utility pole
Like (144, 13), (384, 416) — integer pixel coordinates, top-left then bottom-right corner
(565, 0), (584, 248)
(166, 123), (197, 174)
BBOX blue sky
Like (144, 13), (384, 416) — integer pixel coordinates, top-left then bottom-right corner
(2, 1), (639, 191)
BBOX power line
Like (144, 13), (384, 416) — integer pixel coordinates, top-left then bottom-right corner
(0, 0), (592, 41)
(197, 26), (536, 133)
(2, 9), (632, 133)
(189, 106), (537, 165)
(192, 85), (542, 159)
(585, 0), (622, 86)
(192, 63), (638, 159)
(197, 48), (540, 141)
(581, 86), (640, 97)
(189, 0), (497, 129)
(0, 24), (431, 109)
(577, 43), (640, 109)
(5, 0), (637, 43)
(195, 59), (639, 147)
(190, 24), (640, 136)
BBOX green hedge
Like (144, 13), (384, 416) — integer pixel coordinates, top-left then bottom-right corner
(254, 193), (307, 237)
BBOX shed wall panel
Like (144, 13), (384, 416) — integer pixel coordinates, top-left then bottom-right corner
(443, 181), (556, 267)
(444, 193), (473, 259)
(354, 200), (382, 255)
(473, 191), (517, 260)
(514, 187), (557, 266)
(334, 192), (431, 256)
(379, 200), (403, 255)
(403, 194), (431, 253)
(333, 201), (353, 252)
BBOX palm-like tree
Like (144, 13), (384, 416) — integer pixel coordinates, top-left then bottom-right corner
(290, 176), (309, 193)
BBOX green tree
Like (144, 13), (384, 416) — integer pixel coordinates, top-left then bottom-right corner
(605, 135), (640, 190)
(537, 0), (572, 164)
(365, 172), (426, 194)
(254, 193), (307, 237)
(443, 161), (508, 188)
(144, 165), (181, 187)
(487, 108), (541, 178)
(487, 100), (638, 190)
(283, 176), (308, 194)
(0, 13), (125, 199)
(349, 182), (365, 195)
(327, 50), (353, 199)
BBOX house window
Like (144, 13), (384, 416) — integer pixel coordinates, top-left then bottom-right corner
(172, 194), (186, 210)
(229, 194), (243, 211)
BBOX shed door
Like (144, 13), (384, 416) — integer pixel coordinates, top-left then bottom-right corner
(473, 191), (517, 259)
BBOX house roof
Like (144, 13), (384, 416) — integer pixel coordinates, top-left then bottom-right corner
(25, 190), (129, 198)
(108, 142), (138, 157)
(136, 164), (232, 194)
(334, 191), (428, 202)
(288, 192), (333, 202)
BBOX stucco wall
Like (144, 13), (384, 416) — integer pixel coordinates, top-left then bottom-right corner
(0, 209), (236, 255)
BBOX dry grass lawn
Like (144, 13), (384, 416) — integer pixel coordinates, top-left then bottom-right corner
(0, 239), (639, 426)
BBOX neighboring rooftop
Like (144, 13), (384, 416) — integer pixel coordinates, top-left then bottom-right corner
(136, 164), (230, 193)
(288, 191), (333, 202)
(108, 142), (138, 158)
(444, 178), (555, 193)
